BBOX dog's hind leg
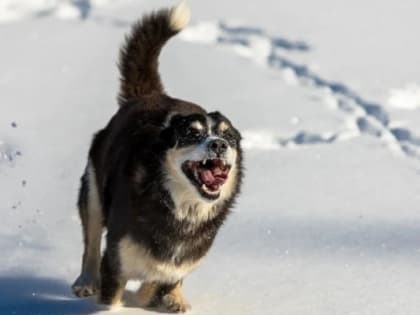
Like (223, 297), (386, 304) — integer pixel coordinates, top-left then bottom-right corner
(137, 281), (191, 313)
(72, 161), (104, 297)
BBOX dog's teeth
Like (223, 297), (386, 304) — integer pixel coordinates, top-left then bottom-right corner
(203, 159), (207, 166)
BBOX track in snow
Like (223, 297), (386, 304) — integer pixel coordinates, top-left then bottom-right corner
(0, 141), (20, 167)
(180, 21), (420, 159)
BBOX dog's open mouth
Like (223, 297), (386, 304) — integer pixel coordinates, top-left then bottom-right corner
(182, 159), (231, 199)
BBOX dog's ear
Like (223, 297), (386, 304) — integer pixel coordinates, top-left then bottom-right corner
(208, 111), (223, 119)
(160, 113), (180, 147)
(160, 114), (185, 147)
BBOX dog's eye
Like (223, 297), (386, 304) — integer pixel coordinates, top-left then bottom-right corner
(186, 127), (203, 137)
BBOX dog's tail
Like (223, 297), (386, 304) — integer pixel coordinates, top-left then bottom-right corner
(118, 1), (190, 105)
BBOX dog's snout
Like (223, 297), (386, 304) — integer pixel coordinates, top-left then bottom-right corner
(208, 139), (228, 155)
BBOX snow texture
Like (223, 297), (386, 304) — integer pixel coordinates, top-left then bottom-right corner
(1, 1), (420, 315)
(387, 84), (420, 110)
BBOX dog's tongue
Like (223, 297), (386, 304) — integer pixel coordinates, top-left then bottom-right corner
(200, 170), (215, 185)
(212, 166), (223, 176)
(200, 167), (226, 186)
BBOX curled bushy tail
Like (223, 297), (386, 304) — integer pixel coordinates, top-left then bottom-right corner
(118, 1), (190, 105)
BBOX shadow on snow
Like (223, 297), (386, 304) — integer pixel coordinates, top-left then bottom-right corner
(0, 275), (99, 315)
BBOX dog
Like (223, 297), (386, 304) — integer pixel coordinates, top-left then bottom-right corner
(71, 1), (243, 312)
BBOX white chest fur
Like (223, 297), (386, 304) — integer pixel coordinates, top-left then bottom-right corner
(118, 236), (201, 283)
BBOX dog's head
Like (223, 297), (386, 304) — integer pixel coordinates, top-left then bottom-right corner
(162, 110), (242, 206)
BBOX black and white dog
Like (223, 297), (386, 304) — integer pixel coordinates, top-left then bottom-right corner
(72, 1), (243, 312)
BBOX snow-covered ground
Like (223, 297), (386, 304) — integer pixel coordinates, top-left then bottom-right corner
(1, 1), (420, 314)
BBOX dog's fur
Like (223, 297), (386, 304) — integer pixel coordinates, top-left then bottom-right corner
(71, 1), (243, 312)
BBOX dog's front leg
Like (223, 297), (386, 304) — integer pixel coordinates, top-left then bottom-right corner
(98, 247), (126, 307)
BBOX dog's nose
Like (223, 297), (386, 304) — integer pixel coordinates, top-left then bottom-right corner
(208, 139), (228, 155)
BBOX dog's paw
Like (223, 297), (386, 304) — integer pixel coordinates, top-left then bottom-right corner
(72, 273), (99, 297)
(161, 293), (191, 313)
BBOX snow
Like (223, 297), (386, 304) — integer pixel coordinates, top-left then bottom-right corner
(0, 0), (127, 22)
(1, 1), (420, 314)
(387, 84), (420, 110)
